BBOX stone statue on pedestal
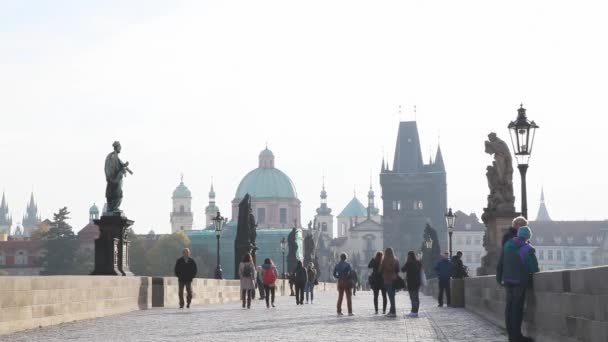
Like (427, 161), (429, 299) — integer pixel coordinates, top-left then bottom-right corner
(234, 194), (257, 279)
(287, 227), (298, 273)
(303, 228), (315, 267)
(421, 223), (441, 279)
(92, 141), (134, 276)
(484, 133), (515, 211)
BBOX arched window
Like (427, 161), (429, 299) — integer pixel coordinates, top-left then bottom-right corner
(15, 250), (28, 265)
(321, 222), (328, 232)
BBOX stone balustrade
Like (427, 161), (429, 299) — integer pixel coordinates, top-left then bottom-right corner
(422, 266), (608, 342)
(0, 276), (338, 336)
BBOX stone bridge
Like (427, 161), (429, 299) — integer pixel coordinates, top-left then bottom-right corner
(1, 266), (607, 341)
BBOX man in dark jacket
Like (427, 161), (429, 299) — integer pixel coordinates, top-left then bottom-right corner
(497, 226), (539, 342)
(174, 248), (197, 308)
(451, 251), (468, 279)
(434, 252), (452, 307)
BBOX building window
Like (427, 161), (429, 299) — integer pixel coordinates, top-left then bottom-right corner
(474, 236), (481, 245)
(413, 201), (423, 210)
(279, 208), (287, 224)
(392, 200), (401, 211)
(548, 250), (553, 261)
(321, 222), (327, 232)
(475, 252), (481, 263)
(538, 250), (544, 260)
(581, 251), (587, 262)
(366, 238), (374, 251)
(567, 250), (575, 262)
(465, 253), (472, 263)
(180, 205), (185, 213)
(15, 250), (27, 265)
(466, 236), (472, 245)
(556, 250), (562, 261)
(0, 253), (5, 265)
(257, 208), (266, 224)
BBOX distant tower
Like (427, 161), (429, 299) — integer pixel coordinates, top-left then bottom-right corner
(314, 180), (334, 238)
(337, 191), (368, 238)
(380, 121), (447, 257)
(367, 181), (381, 223)
(13, 223), (24, 238)
(535, 187), (552, 222)
(205, 181), (220, 227)
(0, 192), (12, 235)
(22, 192), (41, 237)
(170, 176), (193, 233)
(89, 203), (100, 223)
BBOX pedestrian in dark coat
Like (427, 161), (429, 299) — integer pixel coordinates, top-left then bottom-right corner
(497, 226), (539, 342)
(368, 251), (387, 314)
(174, 248), (197, 309)
(293, 260), (308, 305)
(434, 252), (452, 307)
(501, 216), (528, 247)
(402, 251), (422, 317)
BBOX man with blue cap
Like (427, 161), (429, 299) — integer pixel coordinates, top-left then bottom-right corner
(497, 226), (539, 342)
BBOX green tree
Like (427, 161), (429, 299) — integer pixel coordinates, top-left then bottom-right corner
(128, 229), (148, 276)
(145, 231), (191, 276)
(39, 207), (78, 275)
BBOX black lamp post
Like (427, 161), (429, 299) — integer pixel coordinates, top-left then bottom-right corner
(212, 211), (226, 279)
(508, 104), (539, 219)
(425, 237), (434, 250)
(280, 237), (287, 295)
(445, 208), (456, 258)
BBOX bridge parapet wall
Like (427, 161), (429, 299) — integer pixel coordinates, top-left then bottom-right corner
(465, 266), (608, 342)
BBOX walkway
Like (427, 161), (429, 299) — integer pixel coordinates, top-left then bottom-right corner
(2, 291), (507, 342)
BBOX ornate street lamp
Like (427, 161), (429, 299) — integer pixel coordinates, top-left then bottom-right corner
(280, 237), (287, 295)
(508, 104), (539, 219)
(445, 208), (456, 258)
(212, 211), (226, 279)
(425, 237), (434, 250)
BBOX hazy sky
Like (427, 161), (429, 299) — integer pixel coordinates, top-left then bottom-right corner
(1, 1), (607, 234)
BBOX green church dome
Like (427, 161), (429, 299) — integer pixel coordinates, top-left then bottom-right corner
(338, 196), (368, 217)
(173, 179), (192, 198)
(235, 148), (298, 199)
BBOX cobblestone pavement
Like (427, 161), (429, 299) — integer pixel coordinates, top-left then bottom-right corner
(2, 291), (507, 342)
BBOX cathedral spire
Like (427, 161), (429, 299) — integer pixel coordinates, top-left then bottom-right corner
(434, 144), (445, 171)
(536, 187), (552, 221)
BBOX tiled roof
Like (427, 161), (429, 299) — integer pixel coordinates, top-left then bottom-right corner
(528, 221), (607, 247)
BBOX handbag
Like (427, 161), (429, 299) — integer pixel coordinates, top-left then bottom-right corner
(393, 274), (406, 291)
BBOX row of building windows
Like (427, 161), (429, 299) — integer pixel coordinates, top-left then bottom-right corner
(537, 249), (589, 262)
(455, 235), (482, 245)
(0, 251), (28, 265)
(255, 208), (288, 225)
(391, 200), (424, 211)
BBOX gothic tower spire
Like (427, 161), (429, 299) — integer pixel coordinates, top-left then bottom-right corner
(536, 187), (552, 221)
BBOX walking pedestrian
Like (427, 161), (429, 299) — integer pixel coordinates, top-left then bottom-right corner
(261, 258), (278, 308)
(256, 265), (265, 300)
(333, 252), (354, 316)
(368, 251), (387, 315)
(349, 269), (359, 296)
(434, 252), (452, 307)
(496, 226), (539, 342)
(305, 262), (317, 304)
(174, 248), (197, 309)
(401, 251), (422, 317)
(380, 247), (399, 318)
(293, 260), (307, 305)
(238, 253), (256, 309)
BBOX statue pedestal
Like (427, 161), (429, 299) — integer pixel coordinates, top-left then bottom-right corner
(91, 215), (134, 276)
(477, 209), (518, 276)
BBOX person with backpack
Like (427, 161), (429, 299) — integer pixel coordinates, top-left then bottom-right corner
(333, 252), (354, 316)
(401, 251), (422, 317)
(293, 260), (308, 305)
(238, 253), (256, 309)
(261, 258), (278, 308)
(305, 262), (317, 304)
(496, 226), (539, 342)
(368, 251), (387, 315)
(380, 247), (400, 318)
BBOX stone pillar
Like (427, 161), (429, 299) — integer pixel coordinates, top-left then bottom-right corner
(91, 215), (134, 276)
(477, 209), (517, 276)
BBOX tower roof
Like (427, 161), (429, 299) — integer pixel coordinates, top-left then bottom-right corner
(536, 187), (552, 221)
(338, 196), (367, 218)
(1, 192), (6, 209)
(392, 121), (424, 173)
(173, 176), (192, 199)
(434, 145), (445, 171)
(89, 203), (99, 215)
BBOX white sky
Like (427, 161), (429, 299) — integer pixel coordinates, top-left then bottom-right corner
(1, 0), (607, 234)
